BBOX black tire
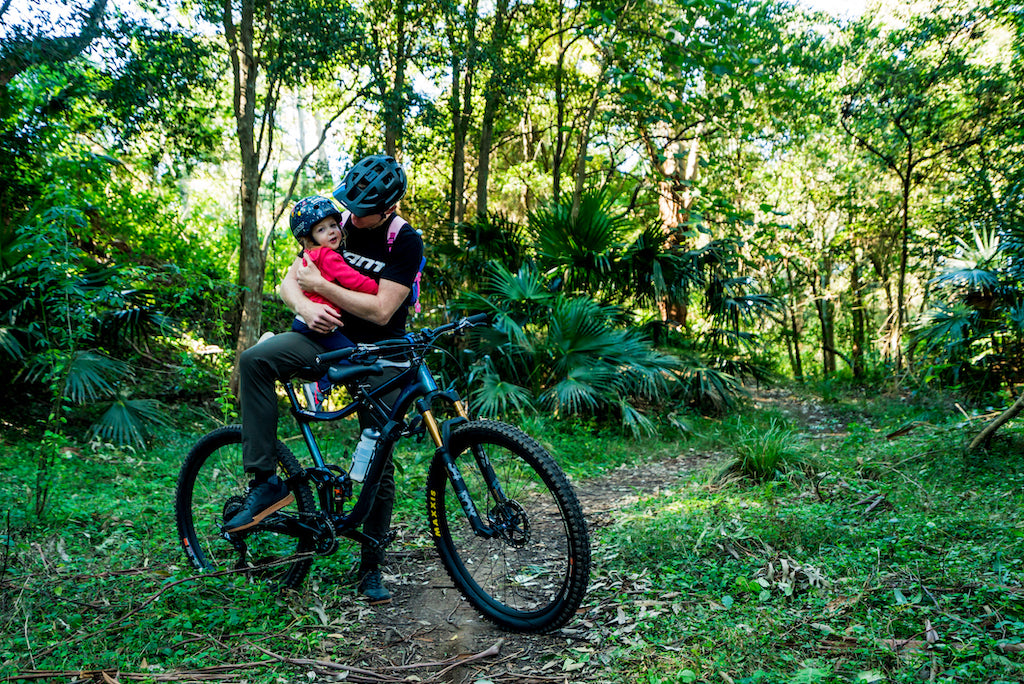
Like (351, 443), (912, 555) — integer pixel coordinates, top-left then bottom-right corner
(426, 420), (591, 632)
(175, 425), (317, 589)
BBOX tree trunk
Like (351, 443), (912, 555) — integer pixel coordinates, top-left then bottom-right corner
(475, 0), (511, 219)
(642, 120), (701, 329)
(785, 262), (804, 382)
(969, 390), (1024, 450)
(476, 91), (498, 219)
(552, 29), (568, 204)
(570, 87), (600, 217)
(384, 1), (408, 156)
(810, 258), (836, 376)
(851, 251), (866, 380)
(446, 0), (478, 227)
(816, 296), (836, 375)
(892, 166), (912, 369)
(226, 0), (267, 395)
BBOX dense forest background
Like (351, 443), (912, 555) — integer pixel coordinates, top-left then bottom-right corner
(3, 2), (1024, 681)
(2, 0), (1023, 455)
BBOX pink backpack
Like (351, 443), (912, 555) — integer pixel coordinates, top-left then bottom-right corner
(341, 211), (424, 313)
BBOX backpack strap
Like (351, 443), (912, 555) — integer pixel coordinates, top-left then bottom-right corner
(342, 211), (421, 312)
(385, 214), (410, 249)
(383, 214), (422, 313)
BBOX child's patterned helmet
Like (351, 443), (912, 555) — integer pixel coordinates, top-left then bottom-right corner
(290, 195), (342, 239)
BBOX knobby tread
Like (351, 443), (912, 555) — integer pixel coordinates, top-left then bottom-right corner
(174, 425), (316, 589)
(427, 419), (591, 633)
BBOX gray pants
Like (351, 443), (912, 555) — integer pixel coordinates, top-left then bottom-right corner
(238, 331), (395, 569)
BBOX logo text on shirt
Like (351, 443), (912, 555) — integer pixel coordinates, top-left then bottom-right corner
(344, 251), (385, 274)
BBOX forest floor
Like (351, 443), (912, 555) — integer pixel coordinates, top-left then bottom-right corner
(311, 451), (721, 683)
(305, 387), (836, 683)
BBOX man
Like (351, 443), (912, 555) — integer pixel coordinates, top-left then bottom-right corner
(226, 154), (423, 604)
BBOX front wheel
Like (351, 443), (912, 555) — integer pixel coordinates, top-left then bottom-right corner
(426, 420), (591, 633)
(175, 425), (317, 589)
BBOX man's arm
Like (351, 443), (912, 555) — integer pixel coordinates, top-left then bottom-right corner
(297, 257), (410, 326)
(280, 257), (345, 333)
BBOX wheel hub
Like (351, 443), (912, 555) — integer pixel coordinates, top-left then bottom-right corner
(490, 500), (530, 548)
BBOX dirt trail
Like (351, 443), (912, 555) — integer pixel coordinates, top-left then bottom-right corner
(312, 448), (723, 683)
(310, 388), (847, 682)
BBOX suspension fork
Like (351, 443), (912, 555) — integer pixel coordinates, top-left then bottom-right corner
(419, 397), (508, 538)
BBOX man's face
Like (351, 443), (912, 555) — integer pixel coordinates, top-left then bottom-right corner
(310, 216), (342, 250)
(350, 205), (396, 230)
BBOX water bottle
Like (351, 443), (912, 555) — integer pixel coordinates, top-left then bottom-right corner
(350, 427), (380, 482)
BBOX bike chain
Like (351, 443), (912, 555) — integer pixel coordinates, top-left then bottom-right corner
(294, 508), (339, 556)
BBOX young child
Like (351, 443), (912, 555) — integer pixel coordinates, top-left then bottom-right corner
(288, 195), (378, 404)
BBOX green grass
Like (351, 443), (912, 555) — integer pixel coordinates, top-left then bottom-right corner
(582, 394), (1024, 683)
(1, 390), (1022, 682)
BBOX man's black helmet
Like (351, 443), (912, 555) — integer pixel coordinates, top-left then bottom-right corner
(290, 195), (341, 239)
(332, 155), (407, 217)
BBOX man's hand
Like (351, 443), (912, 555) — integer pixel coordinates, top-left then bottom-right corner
(297, 300), (344, 334)
(296, 254), (327, 294)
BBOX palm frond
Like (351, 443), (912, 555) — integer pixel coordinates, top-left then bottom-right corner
(932, 267), (1001, 291)
(469, 376), (536, 419)
(467, 355), (537, 418)
(100, 305), (176, 344)
(1005, 302), (1024, 334)
(910, 303), (977, 354)
(539, 371), (602, 416)
(90, 397), (168, 449)
(64, 350), (131, 404)
(528, 189), (631, 292)
(676, 355), (742, 412)
(617, 399), (657, 439)
(459, 212), (528, 269)
(482, 262), (553, 308)
(0, 327), (24, 360)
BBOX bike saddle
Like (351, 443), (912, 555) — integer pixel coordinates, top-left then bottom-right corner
(326, 362), (384, 385)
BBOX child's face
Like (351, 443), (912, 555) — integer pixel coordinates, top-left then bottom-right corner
(309, 215), (342, 250)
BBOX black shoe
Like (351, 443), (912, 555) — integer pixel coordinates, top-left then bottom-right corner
(223, 475), (295, 533)
(357, 568), (392, 604)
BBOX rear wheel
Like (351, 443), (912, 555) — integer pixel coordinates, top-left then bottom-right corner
(175, 426), (316, 589)
(426, 420), (591, 632)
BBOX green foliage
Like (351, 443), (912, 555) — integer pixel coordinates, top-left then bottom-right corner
(911, 226), (1024, 395)
(456, 261), (682, 436)
(717, 416), (807, 482)
(588, 392), (1024, 683)
(90, 396), (170, 449)
(0, 185), (174, 445)
(528, 190), (634, 296)
(1, 389), (1020, 683)
(445, 189), (775, 432)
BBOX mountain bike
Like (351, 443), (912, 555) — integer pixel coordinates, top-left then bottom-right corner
(174, 314), (591, 633)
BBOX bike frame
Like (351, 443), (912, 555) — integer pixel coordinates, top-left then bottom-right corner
(274, 346), (508, 551)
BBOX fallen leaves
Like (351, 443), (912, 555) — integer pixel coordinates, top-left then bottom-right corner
(754, 557), (830, 597)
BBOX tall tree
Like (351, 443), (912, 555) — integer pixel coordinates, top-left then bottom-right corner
(200, 0), (363, 389)
(441, 0), (480, 225)
(0, 0), (107, 86)
(475, 0), (521, 218)
(839, 6), (992, 367)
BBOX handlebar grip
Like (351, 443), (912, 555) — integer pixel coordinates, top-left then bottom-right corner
(315, 347), (357, 365)
(464, 313), (490, 326)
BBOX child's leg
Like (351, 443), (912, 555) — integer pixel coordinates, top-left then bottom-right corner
(316, 330), (356, 392)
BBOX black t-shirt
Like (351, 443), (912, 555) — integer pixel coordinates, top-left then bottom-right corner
(338, 214), (424, 343)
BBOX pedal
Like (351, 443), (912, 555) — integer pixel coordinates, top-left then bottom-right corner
(379, 529), (398, 551)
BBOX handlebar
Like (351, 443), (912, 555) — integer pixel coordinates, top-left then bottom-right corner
(314, 313), (490, 366)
